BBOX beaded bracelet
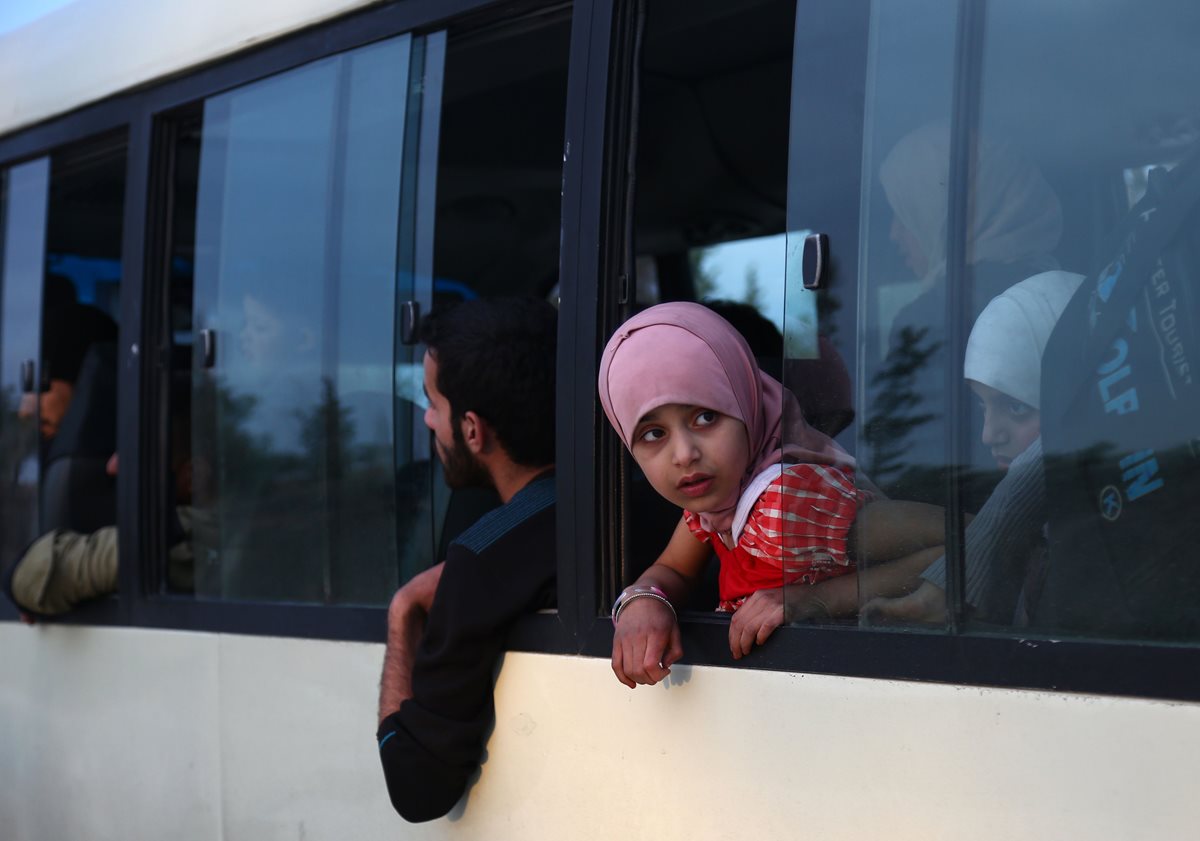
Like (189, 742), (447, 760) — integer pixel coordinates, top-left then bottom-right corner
(611, 585), (677, 626)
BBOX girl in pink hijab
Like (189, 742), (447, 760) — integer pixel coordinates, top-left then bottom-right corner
(599, 303), (944, 687)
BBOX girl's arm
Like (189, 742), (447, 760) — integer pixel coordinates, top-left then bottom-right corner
(780, 502), (948, 624)
(850, 500), (946, 561)
(784, 545), (944, 622)
(611, 514), (711, 689)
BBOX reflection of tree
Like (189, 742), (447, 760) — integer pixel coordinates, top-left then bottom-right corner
(0, 384), (39, 567)
(743, 265), (763, 310)
(295, 377), (356, 482)
(195, 378), (280, 499)
(864, 325), (939, 485)
(689, 249), (718, 300)
(0, 385), (24, 473)
(195, 372), (399, 605)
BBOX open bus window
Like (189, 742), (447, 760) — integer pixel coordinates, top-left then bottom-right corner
(610, 0), (1200, 648)
(157, 10), (570, 607)
(0, 133), (126, 618)
(614, 0), (846, 614)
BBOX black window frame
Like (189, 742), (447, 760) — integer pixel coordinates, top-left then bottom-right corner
(0, 0), (1197, 704)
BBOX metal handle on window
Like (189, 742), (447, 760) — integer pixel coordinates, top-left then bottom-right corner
(20, 359), (35, 393)
(802, 233), (830, 290)
(399, 300), (421, 346)
(199, 329), (217, 369)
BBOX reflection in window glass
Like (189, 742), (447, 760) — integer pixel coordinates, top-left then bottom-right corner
(0, 134), (128, 618)
(187, 36), (413, 604)
(0, 160), (50, 585)
(856, 0), (1200, 644)
(166, 11), (574, 606)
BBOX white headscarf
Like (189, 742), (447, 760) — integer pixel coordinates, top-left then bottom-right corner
(880, 123), (1064, 286)
(964, 270), (1084, 408)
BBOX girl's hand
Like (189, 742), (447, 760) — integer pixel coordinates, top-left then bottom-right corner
(728, 587), (785, 659)
(612, 597), (683, 688)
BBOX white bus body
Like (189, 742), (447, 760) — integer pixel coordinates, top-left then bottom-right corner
(2, 1), (1198, 839)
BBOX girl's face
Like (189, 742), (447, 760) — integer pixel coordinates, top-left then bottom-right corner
(968, 380), (1040, 470)
(630, 403), (751, 513)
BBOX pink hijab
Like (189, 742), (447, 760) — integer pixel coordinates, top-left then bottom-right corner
(597, 302), (852, 533)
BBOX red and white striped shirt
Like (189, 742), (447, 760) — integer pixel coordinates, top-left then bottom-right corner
(685, 463), (860, 611)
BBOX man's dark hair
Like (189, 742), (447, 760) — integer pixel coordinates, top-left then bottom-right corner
(419, 296), (557, 467)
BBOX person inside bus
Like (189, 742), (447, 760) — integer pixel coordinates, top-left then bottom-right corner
(3, 449), (196, 621)
(704, 298), (855, 438)
(860, 270), (1084, 626)
(598, 302), (946, 686)
(871, 123), (1065, 507)
(18, 274), (117, 444)
(377, 296), (557, 823)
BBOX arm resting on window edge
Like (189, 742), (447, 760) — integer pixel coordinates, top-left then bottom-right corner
(378, 562), (443, 725)
(377, 510), (556, 822)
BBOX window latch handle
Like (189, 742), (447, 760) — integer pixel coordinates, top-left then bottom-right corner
(802, 233), (830, 290)
(399, 300), (421, 346)
(199, 329), (217, 369)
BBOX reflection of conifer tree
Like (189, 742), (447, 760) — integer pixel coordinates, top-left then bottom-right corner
(295, 377), (357, 481)
(191, 376), (279, 504)
(0, 384), (39, 565)
(864, 325), (939, 484)
(215, 385), (274, 471)
(689, 248), (718, 300)
(0, 385), (23, 471)
(743, 265), (763, 310)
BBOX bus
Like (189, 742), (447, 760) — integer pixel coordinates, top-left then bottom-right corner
(2, 0), (1199, 838)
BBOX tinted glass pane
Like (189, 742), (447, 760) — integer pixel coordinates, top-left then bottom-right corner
(854, 0), (1200, 644)
(965, 0), (1200, 641)
(0, 160), (49, 577)
(0, 136), (127, 618)
(189, 36), (412, 604)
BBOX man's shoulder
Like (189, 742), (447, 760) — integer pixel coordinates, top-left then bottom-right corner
(450, 472), (555, 557)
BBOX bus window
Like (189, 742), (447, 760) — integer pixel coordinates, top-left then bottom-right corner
(859, 0), (1200, 643)
(158, 9), (571, 607)
(826, 0), (1200, 644)
(163, 35), (419, 605)
(616, 0), (855, 611)
(0, 159), (50, 589)
(614, 0), (1200, 647)
(425, 9), (571, 558)
(0, 133), (126, 618)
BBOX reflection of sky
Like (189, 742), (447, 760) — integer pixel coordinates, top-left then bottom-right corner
(700, 231), (819, 357)
(701, 233), (786, 331)
(0, 0), (77, 35)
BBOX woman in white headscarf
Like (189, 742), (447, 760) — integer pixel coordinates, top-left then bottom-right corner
(962, 270), (1083, 471)
(880, 124), (1064, 294)
(871, 123), (1068, 505)
(863, 270), (1085, 626)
